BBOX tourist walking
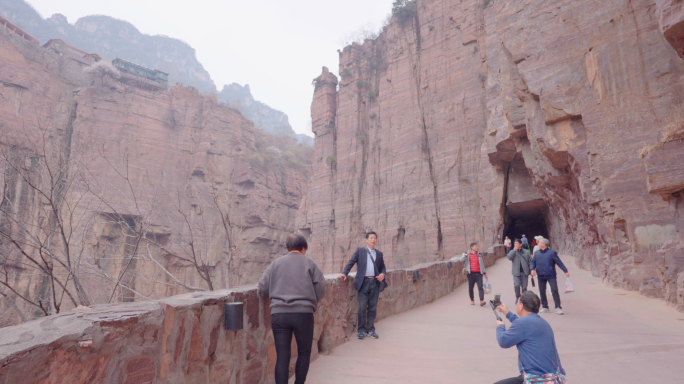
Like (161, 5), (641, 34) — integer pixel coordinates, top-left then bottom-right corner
(521, 235), (529, 249)
(258, 234), (326, 384)
(460, 242), (488, 306)
(531, 239), (569, 315)
(507, 239), (531, 302)
(339, 231), (387, 340)
(504, 236), (512, 254)
(494, 291), (567, 383)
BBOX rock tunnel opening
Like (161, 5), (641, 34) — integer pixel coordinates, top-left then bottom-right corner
(503, 204), (550, 245)
(502, 160), (551, 246)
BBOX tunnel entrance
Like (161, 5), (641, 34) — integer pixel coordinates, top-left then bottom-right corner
(504, 204), (550, 243)
(502, 160), (550, 244)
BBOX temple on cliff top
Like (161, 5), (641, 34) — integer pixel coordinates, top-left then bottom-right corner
(43, 38), (102, 66)
(0, 14), (38, 45)
(112, 57), (169, 91)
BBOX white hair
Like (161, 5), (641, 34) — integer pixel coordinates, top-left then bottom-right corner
(541, 238), (550, 246)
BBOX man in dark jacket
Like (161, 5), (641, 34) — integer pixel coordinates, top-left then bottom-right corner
(339, 231), (387, 340)
(530, 239), (569, 315)
(507, 239), (531, 302)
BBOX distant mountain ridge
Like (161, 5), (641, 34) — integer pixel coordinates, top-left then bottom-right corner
(0, 0), (313, 145)
(219, 83), (314, 146)
(0, 0), (216, 93)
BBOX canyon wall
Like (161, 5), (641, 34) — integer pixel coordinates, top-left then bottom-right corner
(1, 0), (313, 144)
(297, 0), (684, 309)
(0, 27), (309, 326)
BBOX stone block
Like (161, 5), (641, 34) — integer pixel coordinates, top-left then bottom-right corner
(644, 140), (684, 196)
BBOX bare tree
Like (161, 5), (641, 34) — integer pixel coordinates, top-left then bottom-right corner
(0, 113), (244, 325)
(84, 148), (244, 297)
(0, 113), (95, 320)
(338, 22), (384, 47)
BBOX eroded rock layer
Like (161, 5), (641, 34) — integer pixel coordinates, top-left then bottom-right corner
(0, 27), (308, 325)
(297, 0), (684, 309)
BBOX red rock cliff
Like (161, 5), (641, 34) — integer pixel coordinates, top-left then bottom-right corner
(297, 0), (684, 309)
(0, 27), (309, 325)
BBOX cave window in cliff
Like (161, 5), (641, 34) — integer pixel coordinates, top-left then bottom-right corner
(502, 160), (550, 245)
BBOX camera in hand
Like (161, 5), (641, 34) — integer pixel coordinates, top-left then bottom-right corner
(489, 293), (502, 321)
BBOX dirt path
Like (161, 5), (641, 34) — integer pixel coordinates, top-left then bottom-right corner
(302, 255), (684, 383)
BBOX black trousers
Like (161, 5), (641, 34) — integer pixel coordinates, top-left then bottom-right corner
(494, 375), (523, 384)
(539, 277), (561, 309)
(272, 313), (314, 384)
(467, 272), (484, 302)
(358, 277), (380, 333)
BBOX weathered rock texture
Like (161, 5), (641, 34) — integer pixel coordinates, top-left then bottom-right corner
(0, 27), (309, 326)
(0, 249), (503, 384)
(297, 0), (684, 310)
(657, 0), (684, 58)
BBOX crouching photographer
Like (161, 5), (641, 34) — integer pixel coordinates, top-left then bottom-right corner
(494, 291), (567, 384)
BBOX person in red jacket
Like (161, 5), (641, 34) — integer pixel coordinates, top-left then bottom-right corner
(460, 242), (488, 306)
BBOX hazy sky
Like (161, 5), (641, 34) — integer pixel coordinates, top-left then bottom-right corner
(25, 0), (395, 136)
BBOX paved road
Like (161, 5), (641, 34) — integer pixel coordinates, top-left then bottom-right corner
(303, 255), (684, 383)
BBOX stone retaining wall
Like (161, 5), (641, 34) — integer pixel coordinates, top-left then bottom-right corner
(0, 247), (504, 384)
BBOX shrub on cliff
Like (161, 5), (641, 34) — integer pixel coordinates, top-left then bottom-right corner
(252, 129), (313, 174)
(84, 61), (120, 83)
(392, 0), (417, 24)
(368, 87), (380, 102)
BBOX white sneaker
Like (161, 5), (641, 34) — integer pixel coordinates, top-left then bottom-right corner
(540, 308), (550, 313)
(555, 308), (564, 315)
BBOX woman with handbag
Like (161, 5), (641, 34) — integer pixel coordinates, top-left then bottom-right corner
(460, 242), (488, 306)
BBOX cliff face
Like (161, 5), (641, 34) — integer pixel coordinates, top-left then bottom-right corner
(297, 0), (684, 309)
(0, 27), (309, 325)
(0, 0), (216, 93)
(218, 83), (314, 146)
(0, 0), (315, 145)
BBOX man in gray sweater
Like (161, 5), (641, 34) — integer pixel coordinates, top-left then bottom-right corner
(258, 234), (325, 384)
(507, 238), (531, 302)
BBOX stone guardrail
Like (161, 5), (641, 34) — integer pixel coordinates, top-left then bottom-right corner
(0, 246), (505, 384)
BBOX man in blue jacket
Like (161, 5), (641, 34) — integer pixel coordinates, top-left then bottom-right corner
(494, 291), (566, 384)
(530, 239), (569, 315)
